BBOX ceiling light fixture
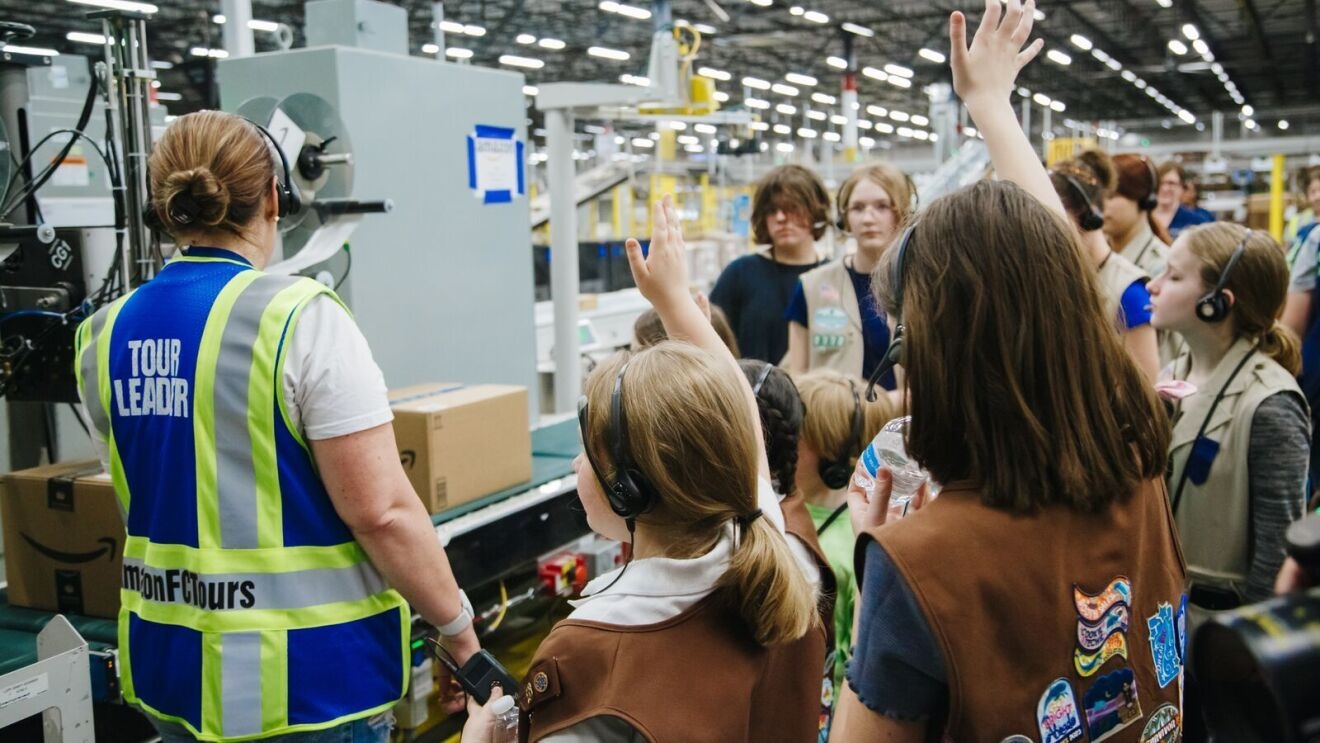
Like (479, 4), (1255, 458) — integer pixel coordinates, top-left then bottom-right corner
(599, 1), (652, 20)
(918, 48), (946, 64)
(499, 54), (545, 69)
(1046, 49), (1072, 66)
(538, 38), (566, 50)
(742, 76), (771, 90)
(785, 72), (817, 87)
(841, 22), (873, 37)
(68, 0), (157, 13)
(826, 56), (848, 70)
(587, 46), (629, 61)
(884, 63), (914, 78)
(699, 67), (731, 81)
(811, 92), (837, 105)
(1069, 34), (1092, 51)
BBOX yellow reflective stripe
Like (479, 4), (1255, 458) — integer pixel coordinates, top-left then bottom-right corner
(96, 297), (131, 513)
(397, 597), (411, 695)
(251, 280), (327, 546)
(194, 271), (262, 550)
(73, 318), (90, 397)
(202, 632), (223, 735)
(123, 589), (407, 634)
(118, 604), (135, 701)
(261, 630), (288, 731)
(272, 288), (347, 453)
(123, 536), (367, 573)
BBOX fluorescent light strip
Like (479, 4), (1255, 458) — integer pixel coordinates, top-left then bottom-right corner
(841, 22), (873, 37)
(742, 76), (771, 90)
(68, 0), (157, 12)
(918, 48), (945, 63)
(884, 63), (914, 78)
(538, 38), (566, 50)
(785, 72), (817, 87)
(447, 47), (473, 59)
(826, 56), (847, 70)
(66, 31), (108, 45)
(599, 1), (652, 20)
(499, 54), (544, 69)
(811, 92), (836, 105)
(699, 66), (731, 81)
(771, 83), (799, 96)
(155, 91), (182, 101)
(587, 46), (629, 61)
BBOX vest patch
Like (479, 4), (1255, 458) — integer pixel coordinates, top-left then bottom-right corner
(1145, 602), (1181, 688)
(812, 306), (848, 332)
(113, 338), (190, 418)
(122, 563), (255, 610)
(1073, 577), (1132, 677)
(1139, 704), (1180, 743)
(812, 334), (845, 349)
(1082, 667), (1142, 742)
(1036, 678), (1084, 743)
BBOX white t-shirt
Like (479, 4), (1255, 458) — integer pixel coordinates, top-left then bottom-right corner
(540, 478), (822, 743)
(87, 295), (393, 468)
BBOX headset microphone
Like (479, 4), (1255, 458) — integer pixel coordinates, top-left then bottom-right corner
(1196, 229), (1251, 323)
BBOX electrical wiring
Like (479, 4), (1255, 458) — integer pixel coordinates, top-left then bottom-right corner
(485, 580), (510, 633)
(0, 77), (97, 219)
(332, 245), (352, 291)
(1, 129), (117, 220)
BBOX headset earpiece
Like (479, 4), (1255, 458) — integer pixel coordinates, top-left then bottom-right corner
(247, 118), (302, 219)
(818, 379), (863, 490)
(604, 361), (658, 519)
(1196, 230), (1250, 324)
(1140, 156), (1159, 212)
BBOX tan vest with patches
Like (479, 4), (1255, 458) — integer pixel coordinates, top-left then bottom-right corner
(799, 258), (865, 376)
(1166, 338), (1306, 599)
(1097, 251), (1149, 332)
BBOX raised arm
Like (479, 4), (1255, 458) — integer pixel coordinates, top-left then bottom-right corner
(625, 196), (772, 483)
(951, 0), (1064, 217)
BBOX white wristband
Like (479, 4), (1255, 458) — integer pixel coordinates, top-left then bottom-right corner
(437, 590), (474, 637)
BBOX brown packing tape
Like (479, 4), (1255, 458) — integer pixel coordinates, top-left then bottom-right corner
(46, 463), (105, 512)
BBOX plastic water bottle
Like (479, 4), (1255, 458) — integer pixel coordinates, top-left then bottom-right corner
(491, 694), (519, 742)
(853, 416), (929, 520)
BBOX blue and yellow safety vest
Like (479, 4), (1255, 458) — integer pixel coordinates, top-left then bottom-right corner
(75, 247), (408, 741)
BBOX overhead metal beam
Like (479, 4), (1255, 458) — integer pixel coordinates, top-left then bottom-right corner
(1239, 0), (1286, 103)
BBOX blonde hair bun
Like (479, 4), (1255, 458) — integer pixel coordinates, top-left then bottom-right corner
(161, 166), (229, 229)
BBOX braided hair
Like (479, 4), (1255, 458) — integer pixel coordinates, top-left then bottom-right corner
(739, 360), (804, 496)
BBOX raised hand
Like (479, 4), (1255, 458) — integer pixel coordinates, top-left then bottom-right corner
(950, 0), (1045, 110)
(625, 195), (692, 314)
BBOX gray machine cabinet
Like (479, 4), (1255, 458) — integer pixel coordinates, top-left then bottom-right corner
(218, 48), (539, 417)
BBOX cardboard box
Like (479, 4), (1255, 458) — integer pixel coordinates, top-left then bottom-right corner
(1, 461), (124, 618)
(390, 383), (532, 514)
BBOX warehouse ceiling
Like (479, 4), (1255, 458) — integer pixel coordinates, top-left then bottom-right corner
(0, 0), (1314, 138)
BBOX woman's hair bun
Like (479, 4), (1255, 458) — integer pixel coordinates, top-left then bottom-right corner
(1075, 149), (1117, 192)
(161, 167), (229, 229)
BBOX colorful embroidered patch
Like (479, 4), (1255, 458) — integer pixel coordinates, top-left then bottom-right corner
(812, 333), (846, 349)
(1083, 667), (1143, 743)
(1175, 594), (1188, 661)
(818, 283), (840, 303)
(1074, 577), (1133, 622)
(1036, 678), (1085, 743)
(1074, 577), (1133, 676)
(533, 671), (549, 693)
(1139, 704), (1181, 743)
(1075, 631), (1129, 677)
(1078, 603), (1131, 652)
(1147, 602), (1181, 688)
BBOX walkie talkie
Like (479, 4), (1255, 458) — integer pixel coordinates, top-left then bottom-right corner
(426, 638), (519, 706)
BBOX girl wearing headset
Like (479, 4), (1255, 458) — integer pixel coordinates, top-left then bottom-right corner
(832, 3), (1185, 739)
(739, 360), (841, 742)
(782, 164), (913, 388)
(1148, 223), (1309, 612)
(792, 370), (894, 698)
(1050, 153), (1161, 381)
(519, 197), (825, 742)
(1105, 153), (1174, 278)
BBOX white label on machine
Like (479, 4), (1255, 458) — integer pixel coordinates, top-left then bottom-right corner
(0, 673), (49, 709)
(467, 125), (525, 204)
(46, 131), (90, 187)
(267, 108), (307, 167)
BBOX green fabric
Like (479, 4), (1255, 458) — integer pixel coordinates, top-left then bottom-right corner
(806, 501), (857, 692)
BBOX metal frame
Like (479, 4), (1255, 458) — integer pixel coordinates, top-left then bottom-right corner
(0, 615), (94, 743)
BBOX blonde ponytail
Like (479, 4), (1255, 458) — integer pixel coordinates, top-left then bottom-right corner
(719, 518), (817, 646)
(1260, 320), (1302, 376)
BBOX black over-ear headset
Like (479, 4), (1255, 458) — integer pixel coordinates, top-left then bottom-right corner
(864, 225), (914, 402)
(818, 378), (863, 489)
(836, 171), (919, 232)
(1196, 229), (1251, 323)
(1055, 170), (1105, 232)
(144, 117), (302, 231)
(577, 361), (659, 526)
(1138, 156), (1160, 212)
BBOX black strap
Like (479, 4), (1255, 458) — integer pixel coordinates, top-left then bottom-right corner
(817, 502), (850, 536)
(1170, 347), (1259, 514)
(1133, 233), (1159, 268)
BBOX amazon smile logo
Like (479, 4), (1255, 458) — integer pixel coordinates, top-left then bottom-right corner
(20, 533), (118, 563)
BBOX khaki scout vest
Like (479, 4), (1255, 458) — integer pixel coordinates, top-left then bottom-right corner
(859, 478), (1186, 743)
(799, 259), (866, 377)
(518, 594), (825, 743)
(1167, 338), (1307, 600)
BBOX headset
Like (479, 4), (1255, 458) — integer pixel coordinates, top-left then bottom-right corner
(751, 362), (775, 396)
(1196, 229), (1252, 323)
(818, 378), (863, 489)
(1138, 156), (1160, 212)
(1055, 170), (1105, 232)
(864, 225), (914, 402)
(576, 361), (658, 526)
(144, 117), (302, 231)
(836, 170), (919, 232)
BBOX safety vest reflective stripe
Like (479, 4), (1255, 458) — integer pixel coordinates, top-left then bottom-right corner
(120, 556), (389, 613)
(123, 534), (367, 572)
(77, 295), (133, 514)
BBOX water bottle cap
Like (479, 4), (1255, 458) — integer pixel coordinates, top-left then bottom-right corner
(490, 695), (516, 715)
